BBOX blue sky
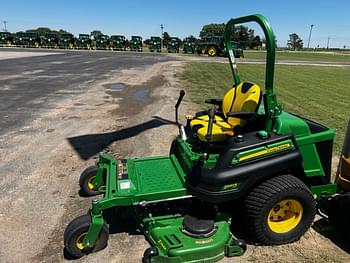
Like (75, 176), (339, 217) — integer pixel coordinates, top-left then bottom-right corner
(1, 0), (350, 48)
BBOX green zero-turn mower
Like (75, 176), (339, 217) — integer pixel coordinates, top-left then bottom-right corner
(64, 14), (348, 262)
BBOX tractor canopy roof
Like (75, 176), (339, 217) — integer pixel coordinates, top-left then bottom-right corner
(111, 35), (125, 39)
(45, 33), (58, 38)
(79, 34), (90, 39)
(27, 32), (39, 37)
(150, 36), (161, 40)
(16, 32), (27, 37)
(61, 33), (73, 38)
(0, 32), (11, 37)
(131, 36), (142, 40)
(96, 34), (109, 40)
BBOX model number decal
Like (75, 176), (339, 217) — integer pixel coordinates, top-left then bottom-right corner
(239, 143), (292, 161)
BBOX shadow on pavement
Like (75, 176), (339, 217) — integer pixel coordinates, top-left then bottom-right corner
(67, 116), (176, 160)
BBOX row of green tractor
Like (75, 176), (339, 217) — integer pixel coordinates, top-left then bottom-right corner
(0, 31), (243, 57)
(0, 31), (141, 51)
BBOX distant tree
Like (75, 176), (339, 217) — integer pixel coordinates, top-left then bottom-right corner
(250, 35), (263, 49)
(287, 33), (303, 50)
(162, 32), (170, 47)
(144, 38), (150, 45)
(26, 27), (51, 36)
(58, 29), (72, 35)
(91, 30), (103, 39)
(199, 23), (225, 38)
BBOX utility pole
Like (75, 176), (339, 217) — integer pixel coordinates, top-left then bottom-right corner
(326, 37), (330, 50)
(160, 24), (164, 48)
(3, 20), (7, 32)
(307, 24), (314, 49)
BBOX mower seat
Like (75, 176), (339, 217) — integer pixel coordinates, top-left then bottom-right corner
(190, 82), (261, 142)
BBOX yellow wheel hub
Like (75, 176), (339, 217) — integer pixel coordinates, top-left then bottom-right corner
(208, 47), (217, 56)
(267, 199), (303, 234)
(87, 176), (96, 190)
(75, 233), (86, 250)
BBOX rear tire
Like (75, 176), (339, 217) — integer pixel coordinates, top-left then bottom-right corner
(243, 174), (316, 245)
(64, 214), (109, 258)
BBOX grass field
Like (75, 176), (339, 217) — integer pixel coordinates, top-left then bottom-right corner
(182, 62), (349, 153)
(243, 50), (350, 63)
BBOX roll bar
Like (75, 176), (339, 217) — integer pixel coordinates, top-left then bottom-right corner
(224, 14), (281, 131)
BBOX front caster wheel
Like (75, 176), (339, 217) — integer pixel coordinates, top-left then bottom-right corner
(142, 247), (158, 263)
(79, 166), (101, 196)
(64, 214), (109, 259)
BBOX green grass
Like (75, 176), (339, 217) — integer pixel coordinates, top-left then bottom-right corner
(182, 62), (350, 153)
(243, 50), (350, 63)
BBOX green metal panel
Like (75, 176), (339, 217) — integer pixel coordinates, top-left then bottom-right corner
(311, 183), (337, 199)
(275, 111), (335, 177)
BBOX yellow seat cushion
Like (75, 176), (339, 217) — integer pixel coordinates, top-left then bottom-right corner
(190, 115), (232, 142)
(189, 82), (261, 142)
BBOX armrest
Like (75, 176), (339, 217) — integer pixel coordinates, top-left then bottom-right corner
(226, 111), (258, 122)
(204, 98), (222, 106)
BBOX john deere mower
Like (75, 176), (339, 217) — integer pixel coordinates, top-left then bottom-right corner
(64, 14), (348, 262)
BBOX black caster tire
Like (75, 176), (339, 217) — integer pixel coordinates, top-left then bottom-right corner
(79, 166), (101, 196)
(142, 247), (158, 263)
(243, 174), (316, 245)
(64, 214), (109, 259)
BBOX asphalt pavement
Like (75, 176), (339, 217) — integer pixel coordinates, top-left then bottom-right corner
(0, 48), (171, 136)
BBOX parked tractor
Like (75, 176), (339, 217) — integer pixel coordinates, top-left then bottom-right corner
(15, 32), (40, 48)
(149, 36), (162, 52)
(59, 33), (75, 49)
(0, 31), (13, 46)
(42, 32), (59, 48)
(167, 37), (180, 53)
(94, 34), (109, 50)
(129, 36), (143, 52)
(197, 35), (243, 57)
(76, 34), (92, 49)
(110, 35), (127, 51)
(183, 37), (196, 54)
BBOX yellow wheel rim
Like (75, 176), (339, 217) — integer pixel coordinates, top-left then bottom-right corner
(87, 176), (96, 190)
(267, 199), (303, 234)
(75, 233), (86, 250)
(208, 47), (217, 56)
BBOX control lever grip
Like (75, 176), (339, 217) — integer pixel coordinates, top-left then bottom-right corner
(205, 109), (215, 142)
